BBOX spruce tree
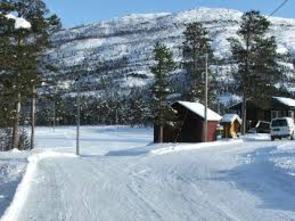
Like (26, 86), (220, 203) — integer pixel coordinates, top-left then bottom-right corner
(150, 42), (176, 143)
(182, 22), (214, 103)
(228, 10), (284, 134)
(0, 0), (61, 150)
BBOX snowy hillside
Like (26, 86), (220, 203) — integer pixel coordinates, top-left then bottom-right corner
(46, 7), (295, 99)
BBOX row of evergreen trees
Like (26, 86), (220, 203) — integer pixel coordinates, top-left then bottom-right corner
(35, 90), (153, 127)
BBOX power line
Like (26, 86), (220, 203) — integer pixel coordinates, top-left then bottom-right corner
(269, 0), (288, 16)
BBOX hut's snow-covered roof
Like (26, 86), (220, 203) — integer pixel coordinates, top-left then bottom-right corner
(221, 114), (242, 124)
(177, 101), (222, 121)
(230, 97), (295, 110)
(273, 97), (295, 107)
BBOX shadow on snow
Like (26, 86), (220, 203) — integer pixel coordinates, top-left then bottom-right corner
(214, 145), (295, 212)
(0, 158), (26, 217)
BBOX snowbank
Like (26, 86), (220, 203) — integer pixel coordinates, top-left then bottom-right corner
(242, 133), (271, 141)
(1, 151), (76, 221)
(151, 139), (243, 155)
(0, 150), (29, 219)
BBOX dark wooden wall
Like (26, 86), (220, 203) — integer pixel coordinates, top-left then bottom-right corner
(154, 103), (219, 143)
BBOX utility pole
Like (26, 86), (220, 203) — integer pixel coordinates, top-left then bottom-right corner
(204, 53), (208, 142)
(31, 83), (36, 149)
(76, 78), (81, 156)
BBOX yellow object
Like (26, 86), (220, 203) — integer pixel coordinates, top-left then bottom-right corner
(221, 114), (242, 139)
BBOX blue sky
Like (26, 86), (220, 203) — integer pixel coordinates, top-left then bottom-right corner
(44, 0), (294, 28)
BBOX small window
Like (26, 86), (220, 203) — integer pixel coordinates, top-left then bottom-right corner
(271, 111), (279, 119)
(279, 111), (286, 118)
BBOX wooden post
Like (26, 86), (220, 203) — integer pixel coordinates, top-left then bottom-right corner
(12, 92), (21, 150)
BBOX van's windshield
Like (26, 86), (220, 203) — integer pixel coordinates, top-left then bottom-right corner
(271, 119), (288, 127)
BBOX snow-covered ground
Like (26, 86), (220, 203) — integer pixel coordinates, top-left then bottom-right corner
(0, 150), (29, 218)
(1, 126), (295, 221)
(34, 126), (153, 155)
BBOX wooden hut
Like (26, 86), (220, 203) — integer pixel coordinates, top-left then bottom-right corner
(220, 114), (242, 138)
(154, 101), (222, 143)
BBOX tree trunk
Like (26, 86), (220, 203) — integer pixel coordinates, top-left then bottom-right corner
(241, 32), (250, 135)
(53, 100), (56, 131)
(12, 92), (21, 150)
(158, 125), (164, 143)
(11, 36), (23, 150)
(115, 109), (118, 125)
(241, 94), (247, 135)
(157, 99), (164, 143)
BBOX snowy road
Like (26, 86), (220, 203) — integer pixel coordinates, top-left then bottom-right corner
(2, 127), (295, 221)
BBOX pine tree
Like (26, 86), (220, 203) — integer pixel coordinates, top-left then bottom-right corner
(228, 10), (285, 134)
(150, 42), (176, 143)
(0, 0), (61, 150)
(182, 22), (214, 103)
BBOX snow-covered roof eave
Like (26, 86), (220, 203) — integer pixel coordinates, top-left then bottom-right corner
(273, 97), (295, 108)
(177, 101), (222, 121)
(221, 114), (242, 124)
(230, 97), (295, 109)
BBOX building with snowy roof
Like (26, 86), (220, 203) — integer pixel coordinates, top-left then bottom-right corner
(154, 101), (222, 143)
(229, 96), (295, 131)
(271, 97), (295, 119)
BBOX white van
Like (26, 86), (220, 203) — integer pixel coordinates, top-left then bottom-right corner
(270, 117), (295, 141)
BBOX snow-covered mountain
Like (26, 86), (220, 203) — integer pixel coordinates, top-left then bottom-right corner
(46, 7), (295, 100)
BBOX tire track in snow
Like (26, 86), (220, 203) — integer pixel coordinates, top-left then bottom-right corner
(167, 165), (239, 221)
(90, 155), (162, 220)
